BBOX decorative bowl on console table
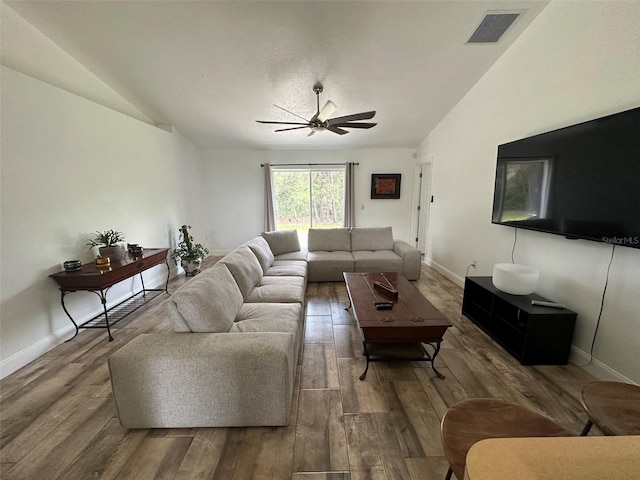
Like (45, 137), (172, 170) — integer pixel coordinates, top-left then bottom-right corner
(492, 263), (539, 295)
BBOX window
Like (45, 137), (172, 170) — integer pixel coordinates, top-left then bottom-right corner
(272, 166), (345, 246)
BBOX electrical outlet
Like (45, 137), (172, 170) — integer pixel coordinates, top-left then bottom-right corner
(471, 260), (477, 267)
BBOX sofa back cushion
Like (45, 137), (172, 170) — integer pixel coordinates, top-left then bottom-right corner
(245, 236), (275, 272)
(261, 230), (301, 256)
(165, 263), (242, 333)
(220, 246), (264, 298)
(308, 228), (351, 252)
(351, 227), (394, 251)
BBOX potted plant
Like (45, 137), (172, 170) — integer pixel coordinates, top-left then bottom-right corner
(171, 225), (209, 276)
(87, 229), (125, 260)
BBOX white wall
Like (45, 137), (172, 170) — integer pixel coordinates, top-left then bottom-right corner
(418, 1), (640, 383)
(0, 66), (204, 377)
(0, 4), (206, 377)
(0, 2), (153, 124)
(199, 149), (417, 253)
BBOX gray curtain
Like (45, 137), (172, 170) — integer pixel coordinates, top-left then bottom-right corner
(344, 162), (356, 228)
(264, 163), (275, 231)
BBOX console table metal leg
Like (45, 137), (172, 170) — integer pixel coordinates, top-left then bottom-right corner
(60, 291), (79, 342)
(163, 260), (170, 294)
(140, 272), (147, 298)
(91, 290), (113, 342)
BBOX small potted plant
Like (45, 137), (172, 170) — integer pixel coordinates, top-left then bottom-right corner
(171, 225), (209, 276)
(87, 229), (125, 260)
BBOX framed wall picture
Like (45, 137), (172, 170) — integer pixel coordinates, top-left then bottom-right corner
(371, 173), (401, 199)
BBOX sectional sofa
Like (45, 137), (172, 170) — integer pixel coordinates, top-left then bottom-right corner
(108, 227), (421, 428)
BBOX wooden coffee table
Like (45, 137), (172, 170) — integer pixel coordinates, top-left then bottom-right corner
(343, 272), (452, 380)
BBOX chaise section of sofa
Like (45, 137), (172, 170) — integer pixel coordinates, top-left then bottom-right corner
(109, 332), (296, 428)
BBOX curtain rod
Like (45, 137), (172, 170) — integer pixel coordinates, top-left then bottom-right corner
(260, 162), (359, 167)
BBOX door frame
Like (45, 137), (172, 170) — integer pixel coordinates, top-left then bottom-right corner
(410, 156), (434, 255)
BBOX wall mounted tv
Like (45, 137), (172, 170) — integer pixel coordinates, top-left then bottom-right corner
(492, 106), (640, 249)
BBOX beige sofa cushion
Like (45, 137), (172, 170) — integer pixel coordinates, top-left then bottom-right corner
(351, 226), (394, 251)
(244, 283), (306, 304)
(274, 250), (308, 261)
(232, 302), (302, 361)
(308, 227), (351, 251)
(307, 250), (355, 282)
(165, 263), (243, 333)
(261, 230), (301, 256)
(245, 236), (275, 272)
(220, 246), (264, 298)
(265, 262), (308, 278)
(260, 276), (306, 288)
(352, 250), (403, 272)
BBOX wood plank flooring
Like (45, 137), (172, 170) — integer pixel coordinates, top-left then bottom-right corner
(0, 259), (598, 479)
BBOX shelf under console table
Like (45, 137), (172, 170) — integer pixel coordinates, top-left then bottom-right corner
(49, 248), (170, 342)
(462, 276), (577, 365)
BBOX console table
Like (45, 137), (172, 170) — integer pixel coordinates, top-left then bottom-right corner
(49, 248), (170, 342)
(462, 276), (577, 364)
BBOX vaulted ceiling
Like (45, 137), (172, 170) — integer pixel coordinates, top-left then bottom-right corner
(4, 1), (549, 150)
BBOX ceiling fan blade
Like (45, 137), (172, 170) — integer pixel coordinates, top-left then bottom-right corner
(327, 125), (349, 135)
(256, 120), (309, 126)
(327, 111), (376, 125)
(317, 100), (337, 122)
(273, 104), (309, 122)
(331, 122), (377, 129)
(274, 126), (309, 132)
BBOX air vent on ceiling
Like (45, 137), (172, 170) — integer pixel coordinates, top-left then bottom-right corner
(467, 12), (520, 44)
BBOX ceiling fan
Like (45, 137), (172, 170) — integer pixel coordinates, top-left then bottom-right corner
(256, 83), (376, 136)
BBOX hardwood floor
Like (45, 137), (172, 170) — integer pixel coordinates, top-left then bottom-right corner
(0, 259), (597, 479)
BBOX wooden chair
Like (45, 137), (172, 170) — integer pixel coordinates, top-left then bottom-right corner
(440, 398), (572, 480)
(580, 381), (640, 436)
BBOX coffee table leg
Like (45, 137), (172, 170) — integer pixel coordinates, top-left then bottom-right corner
(359, 342), (370, 380)
(423, 342), (445, 379)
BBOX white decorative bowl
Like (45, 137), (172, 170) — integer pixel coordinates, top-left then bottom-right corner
(492, 263), (540, 295)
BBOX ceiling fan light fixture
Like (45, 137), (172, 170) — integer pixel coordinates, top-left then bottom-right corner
(317, 100), (337, 122)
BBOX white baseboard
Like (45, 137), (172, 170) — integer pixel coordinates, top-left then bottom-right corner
(0, 324), (76, 379)
(0, 271), (171, 380)
(424, 256), (635, 385)
(424, 257), (466, 287)
(569, 346), (637, 384)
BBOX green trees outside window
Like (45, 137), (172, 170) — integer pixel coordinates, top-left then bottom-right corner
(273, 169), (345, 238)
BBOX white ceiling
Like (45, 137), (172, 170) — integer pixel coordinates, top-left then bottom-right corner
(5, 1), (549, 150)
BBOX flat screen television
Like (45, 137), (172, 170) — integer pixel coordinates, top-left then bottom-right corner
(491, 106), (640, 249)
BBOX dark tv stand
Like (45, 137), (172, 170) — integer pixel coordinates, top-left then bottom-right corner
(462, 277), (577, 365)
